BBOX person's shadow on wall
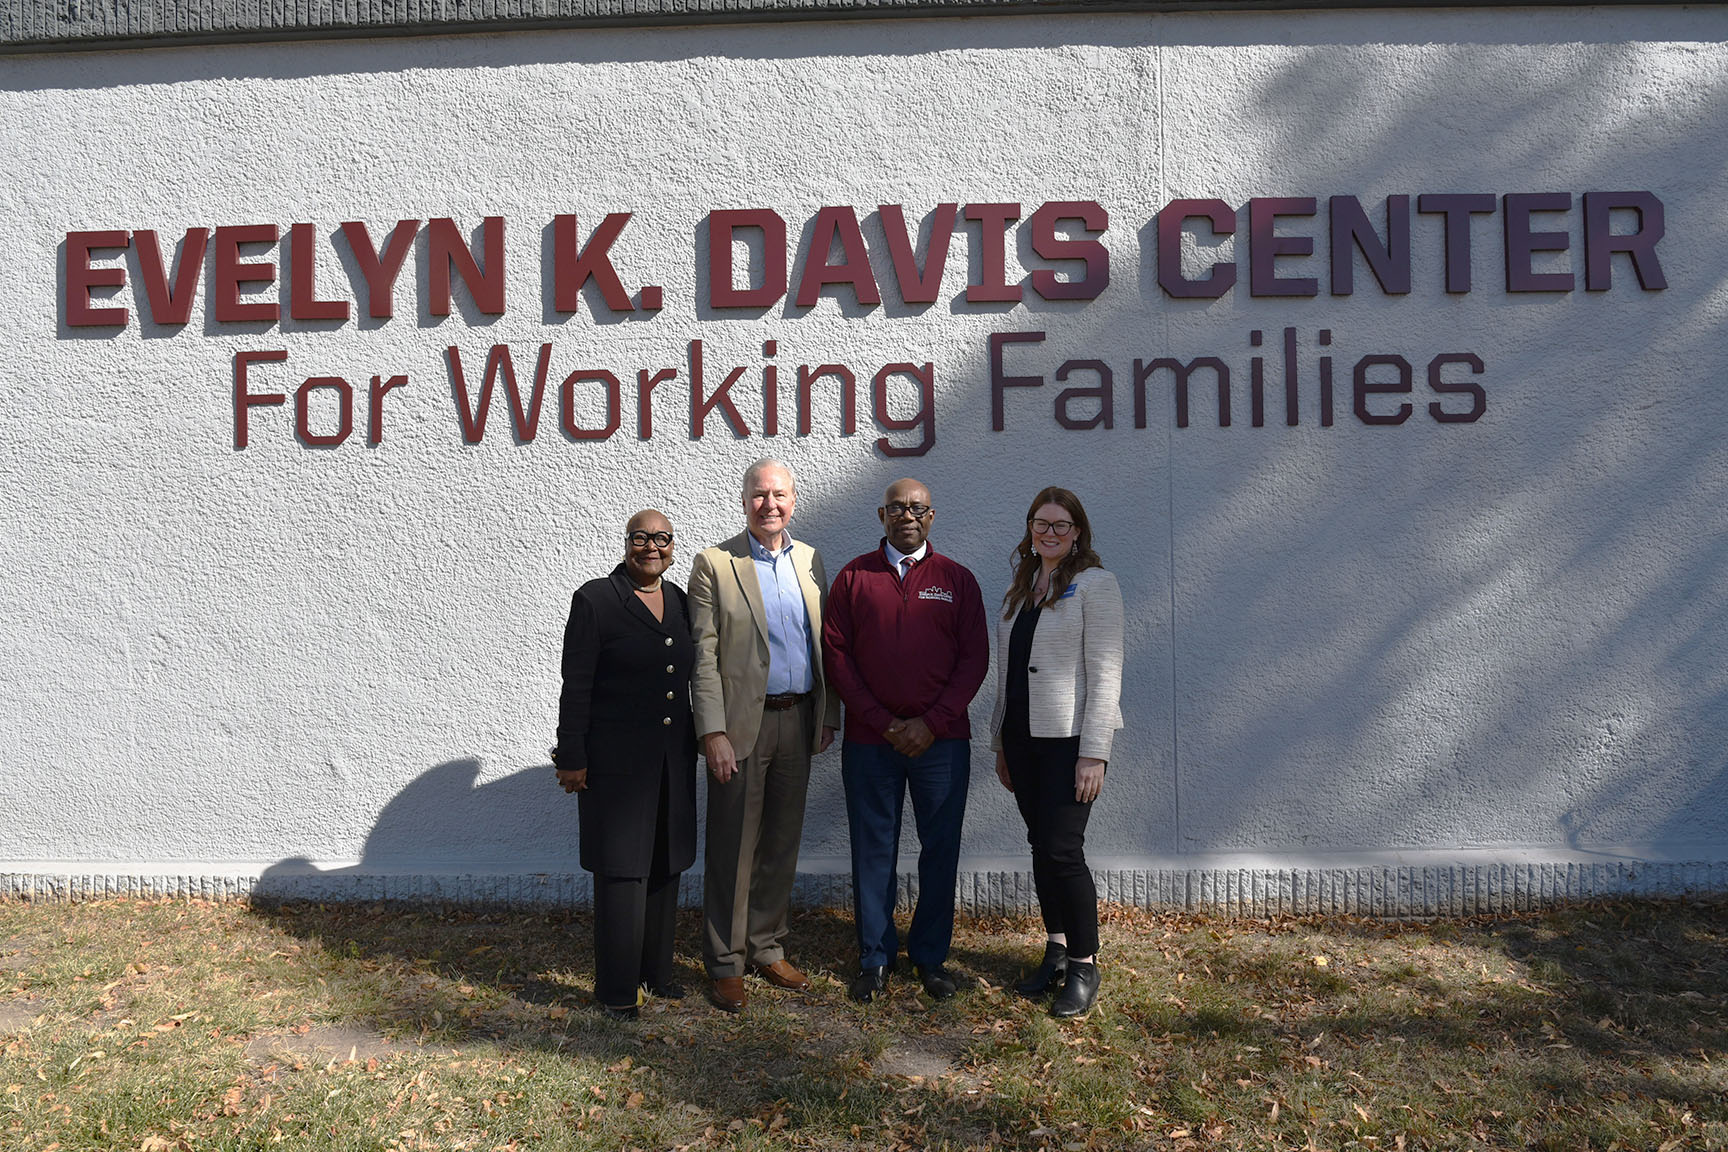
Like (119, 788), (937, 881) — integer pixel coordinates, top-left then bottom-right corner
(257, 757), (613, 904)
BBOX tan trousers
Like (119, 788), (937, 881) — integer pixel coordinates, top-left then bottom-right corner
(702, 699), (812, 979)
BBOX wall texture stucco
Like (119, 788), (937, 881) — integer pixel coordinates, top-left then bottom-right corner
(3, 7), (1726, 912)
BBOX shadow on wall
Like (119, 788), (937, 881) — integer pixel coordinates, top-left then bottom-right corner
(255, 758), (625, 905)
(253, 755), (857, 908)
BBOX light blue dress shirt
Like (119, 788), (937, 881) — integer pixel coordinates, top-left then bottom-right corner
(749, 531), (816, 695)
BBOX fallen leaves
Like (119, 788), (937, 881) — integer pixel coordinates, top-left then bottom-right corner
(137, 1137), (189, 1152)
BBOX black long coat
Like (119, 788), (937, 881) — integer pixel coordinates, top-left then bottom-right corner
(555, 566), (698, 878)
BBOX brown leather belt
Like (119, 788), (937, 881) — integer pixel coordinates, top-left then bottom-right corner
(763, 692), (811, 711)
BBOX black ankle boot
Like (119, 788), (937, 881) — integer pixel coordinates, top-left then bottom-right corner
(1013, 942), (1068, 998)
(1051, 959), (1099, 1018)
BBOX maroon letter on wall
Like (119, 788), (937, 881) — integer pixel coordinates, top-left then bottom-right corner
(796, 206), (882, 307)
(1583, 191), (1667, 292)
(990, 330), (1045, 430)
(289, 223), (351, 322)
(233, 349), (289, 448)
(872, 362), (935, 457)
(213, 224), (280, 323)
(1353, 354), (1414, 425)
(134, 229), (208, 326)
(561, 370), (623, 441)
(1054, 360), (1112, 429)
(878, 203), (957, 304)
(553, 213), (635, 313)
(708, 209), (788, 308)
(1155, 200), (1236, 299)
(65, 230), (131, 327)
(340, 220), (419, 319)
(1249, 197), (1318, 297)
(295, 377), (354, 447)
(1503, 193), (1574, 293)
(1329, 196), (1411, 296)
(964, 203), (1022, 304)
(1416, 194), (1495, 294)
(447, 343), (553, 443)
(1029, 201), (1110, 302)
(429, 217), (506, 316)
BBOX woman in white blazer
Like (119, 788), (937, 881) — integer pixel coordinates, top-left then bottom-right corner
(989, 487), (1124, 1018)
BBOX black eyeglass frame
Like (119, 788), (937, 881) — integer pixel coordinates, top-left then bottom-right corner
(625, 531), (674, 548)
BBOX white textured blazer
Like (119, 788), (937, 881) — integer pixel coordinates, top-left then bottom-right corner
(988, 566), (1125, 762)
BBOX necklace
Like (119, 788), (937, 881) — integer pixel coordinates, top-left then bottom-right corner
(631, 577), (663, 593)
(1034, 562), (1059, 600)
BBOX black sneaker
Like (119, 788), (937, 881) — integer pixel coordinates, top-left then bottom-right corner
(849, 965), (891, 1003)
(915, 964), (958, 1000)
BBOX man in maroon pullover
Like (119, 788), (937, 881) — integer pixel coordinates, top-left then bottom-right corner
(822, 477), (989, 1002)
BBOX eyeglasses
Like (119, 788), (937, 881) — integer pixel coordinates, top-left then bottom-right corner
(626, 531), (673, 548)
(882, 502), (932, 520)
(1029, 518), (1075, 538)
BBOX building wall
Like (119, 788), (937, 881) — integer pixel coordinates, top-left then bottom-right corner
(4, 6), (1727, 911)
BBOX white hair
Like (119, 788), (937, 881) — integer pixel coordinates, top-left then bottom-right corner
(741, 457), (797, 498)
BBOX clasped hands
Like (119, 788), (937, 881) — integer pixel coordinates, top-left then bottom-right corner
(883, 715), (935, 758)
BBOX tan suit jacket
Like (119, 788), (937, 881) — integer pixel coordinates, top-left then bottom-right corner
(689, 531), (841, 755)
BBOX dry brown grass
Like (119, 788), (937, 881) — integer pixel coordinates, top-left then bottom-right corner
(1, 896), (1724, 1150)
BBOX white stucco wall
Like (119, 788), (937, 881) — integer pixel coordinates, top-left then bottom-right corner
(4, 7), (1727, 910)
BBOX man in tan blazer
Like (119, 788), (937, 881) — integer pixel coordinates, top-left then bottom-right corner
(689, 458), (839, 1013)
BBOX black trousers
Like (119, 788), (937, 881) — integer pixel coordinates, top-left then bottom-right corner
(1002, 731), (1099, 958)
(592, 772), (681, 1008)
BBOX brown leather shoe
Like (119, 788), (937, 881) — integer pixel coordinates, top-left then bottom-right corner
(708, 976), (747, 1013)
(750, 959), (811, 991)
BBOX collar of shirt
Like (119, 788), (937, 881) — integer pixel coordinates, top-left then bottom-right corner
(884, 540), (929, 571)
(747, 529), (795, 563)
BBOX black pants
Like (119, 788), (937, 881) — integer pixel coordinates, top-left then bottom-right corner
(1003, 732), (1098, 958)
(592, 775), (680, 1008)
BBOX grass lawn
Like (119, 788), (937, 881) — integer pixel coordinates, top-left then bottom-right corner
(1, 896), (1725, 1151)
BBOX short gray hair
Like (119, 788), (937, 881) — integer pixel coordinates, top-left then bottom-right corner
(741, 457), (797, 499)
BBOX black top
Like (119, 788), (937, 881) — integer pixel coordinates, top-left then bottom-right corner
(555, 564), (698, 877)
(1003, 605), (1041, 741)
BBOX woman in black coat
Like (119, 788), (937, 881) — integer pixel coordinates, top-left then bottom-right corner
(554, 509), (698, 1019)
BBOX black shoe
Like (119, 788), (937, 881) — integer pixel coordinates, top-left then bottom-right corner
(915, 964), (958, 1000)
(642, 980), (686, 1000)
(601, 1003), (639, 1021)
(1013, 942), (1068, 998)
(849, 965), (890, 1003)
(1051, 960), (1099, 1018)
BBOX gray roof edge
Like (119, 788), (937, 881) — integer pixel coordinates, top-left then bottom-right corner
(0, 0), (1706, 55)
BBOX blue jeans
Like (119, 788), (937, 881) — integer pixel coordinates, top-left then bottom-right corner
(841, 737), (970, 970)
